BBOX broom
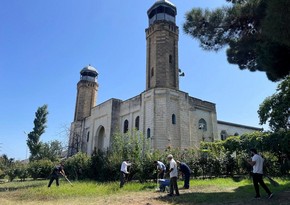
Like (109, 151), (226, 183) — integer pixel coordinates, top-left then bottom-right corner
(61, 173), (73, 187)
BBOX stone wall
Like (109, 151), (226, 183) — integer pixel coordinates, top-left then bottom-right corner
(146, 21), (179, 90)
(74, 80), (98, 121)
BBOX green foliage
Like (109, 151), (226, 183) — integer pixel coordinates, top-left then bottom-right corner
(4, 162), (29, 182)
(202, 131), (290, 176)
(17, 163), (29, 181)
(38, 140), (63, 161)
(65, 152), (90, 180)
(183, 0), (290, 81)
(258, 76), (290, 132)
(27, 104), (49, 161)
(108, 130), (153, 182)
(28, 159), (54, 179)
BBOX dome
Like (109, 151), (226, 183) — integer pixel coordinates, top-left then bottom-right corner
(147, 0), (177, 25)
(80, 64), (98, 77)
(154, 0), (175, 7)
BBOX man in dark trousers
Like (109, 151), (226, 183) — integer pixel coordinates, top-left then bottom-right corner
(248, 148), (273, 199)
(167, 154), (179, 196)
(48, 162), (65, 187)
(177, 160), (191, 189)
(120, 160), (132, 188)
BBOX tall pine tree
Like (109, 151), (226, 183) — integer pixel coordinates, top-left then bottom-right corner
(183, 0), (290, 81)
(26, 105), (48, 161)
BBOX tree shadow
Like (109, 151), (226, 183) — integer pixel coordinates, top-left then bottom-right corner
(156, 181), (290, 205)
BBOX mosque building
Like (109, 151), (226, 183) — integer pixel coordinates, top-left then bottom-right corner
(68, 0), (260, 156)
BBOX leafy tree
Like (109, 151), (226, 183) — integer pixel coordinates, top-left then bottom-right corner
(38, 140), (63, 161)
(183, 0), (290, 81)
(27, 105), (48, 161)
(258, 76), (290, 131)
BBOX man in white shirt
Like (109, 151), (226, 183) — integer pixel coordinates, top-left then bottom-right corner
(167, 154), (179, 196)
(120, 160), (132, 188)
(154, 160), (166, 179)
(248, 148), (273, 199)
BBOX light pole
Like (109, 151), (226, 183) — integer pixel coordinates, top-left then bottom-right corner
(23, 131), (28, 159)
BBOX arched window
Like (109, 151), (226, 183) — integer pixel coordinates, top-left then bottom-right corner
(151, 67), (154, 77)
(169, 55), (172, 64)
(172, 114), (176, 124)
(147, 128), (151, 139)
(221, 130), (228, 140)
(86, 131), (90, 142)
(123, 120), (129, 133)
(135, 116), (140, 130)
(198, 118), (207, 131)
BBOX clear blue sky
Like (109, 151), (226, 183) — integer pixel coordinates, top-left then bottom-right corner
(0, 0), (277, 160)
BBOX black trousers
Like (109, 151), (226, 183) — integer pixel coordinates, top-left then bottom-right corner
(48, 175), (59, 187)
(183, 173), (190, 188)
(252, 173), (271, 197)
(169, 176), (179, 195)
(120, 172), (127, 188)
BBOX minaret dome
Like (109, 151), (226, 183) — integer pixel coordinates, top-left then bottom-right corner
(80, 64), (98, 82)
(147, 0), (177, 25)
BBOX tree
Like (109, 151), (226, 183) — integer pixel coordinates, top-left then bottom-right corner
(27, 105), (48, 161)
(38, 140), (63, 161)
(183, 0), (290, 81)
(258, 76), (290, 131)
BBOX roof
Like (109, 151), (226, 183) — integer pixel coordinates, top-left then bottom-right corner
(147, 0), (176, 15)
(217, 120), (262, 131)
(80, 65), (98, 76)
(156, 0), (175, 7)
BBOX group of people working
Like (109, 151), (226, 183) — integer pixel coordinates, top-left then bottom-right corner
(47, 149), (274, 200)
(120, 149), (274, 199)
(120, 154), (191, 197)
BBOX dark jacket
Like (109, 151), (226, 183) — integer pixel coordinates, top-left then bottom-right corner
(179, 162), (191, 175)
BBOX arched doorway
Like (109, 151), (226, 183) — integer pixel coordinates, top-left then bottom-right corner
(96, 126), (105, 150)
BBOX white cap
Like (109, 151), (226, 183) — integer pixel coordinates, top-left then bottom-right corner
(167, 154), (173, 158)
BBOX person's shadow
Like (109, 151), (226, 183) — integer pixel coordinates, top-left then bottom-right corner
(155, 179), (290, 205)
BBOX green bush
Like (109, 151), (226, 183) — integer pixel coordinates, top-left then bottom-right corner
(65, 152), (90, 180)
(0, 168), (5, 179)
(17, 163), (29, 181)
(28, 159), (54, 179)
(5, 168), (18, 182)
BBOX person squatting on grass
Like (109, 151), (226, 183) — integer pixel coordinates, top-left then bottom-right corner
(167, 154), (179, 196)
(248, 148), (273, 199)
(154, 160), (166, 179)
(120, 160), (132, 188)
(177, 160), (191, 189)
(48, 162), (65, 187)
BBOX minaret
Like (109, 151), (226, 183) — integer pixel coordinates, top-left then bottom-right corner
(146, 0), (179, 90)
(74, 65), (98, 121)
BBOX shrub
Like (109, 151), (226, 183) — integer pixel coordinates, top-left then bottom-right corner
(65, 152), (90, 180)
(28, 159), (54, 179)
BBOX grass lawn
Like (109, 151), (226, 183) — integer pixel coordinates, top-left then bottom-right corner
(0, 177), (289, 205)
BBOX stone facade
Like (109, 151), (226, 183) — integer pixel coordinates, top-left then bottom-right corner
(146, 22), (179, 90)
(68, 0), (261, 156)
(74, 80), (98, 121)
